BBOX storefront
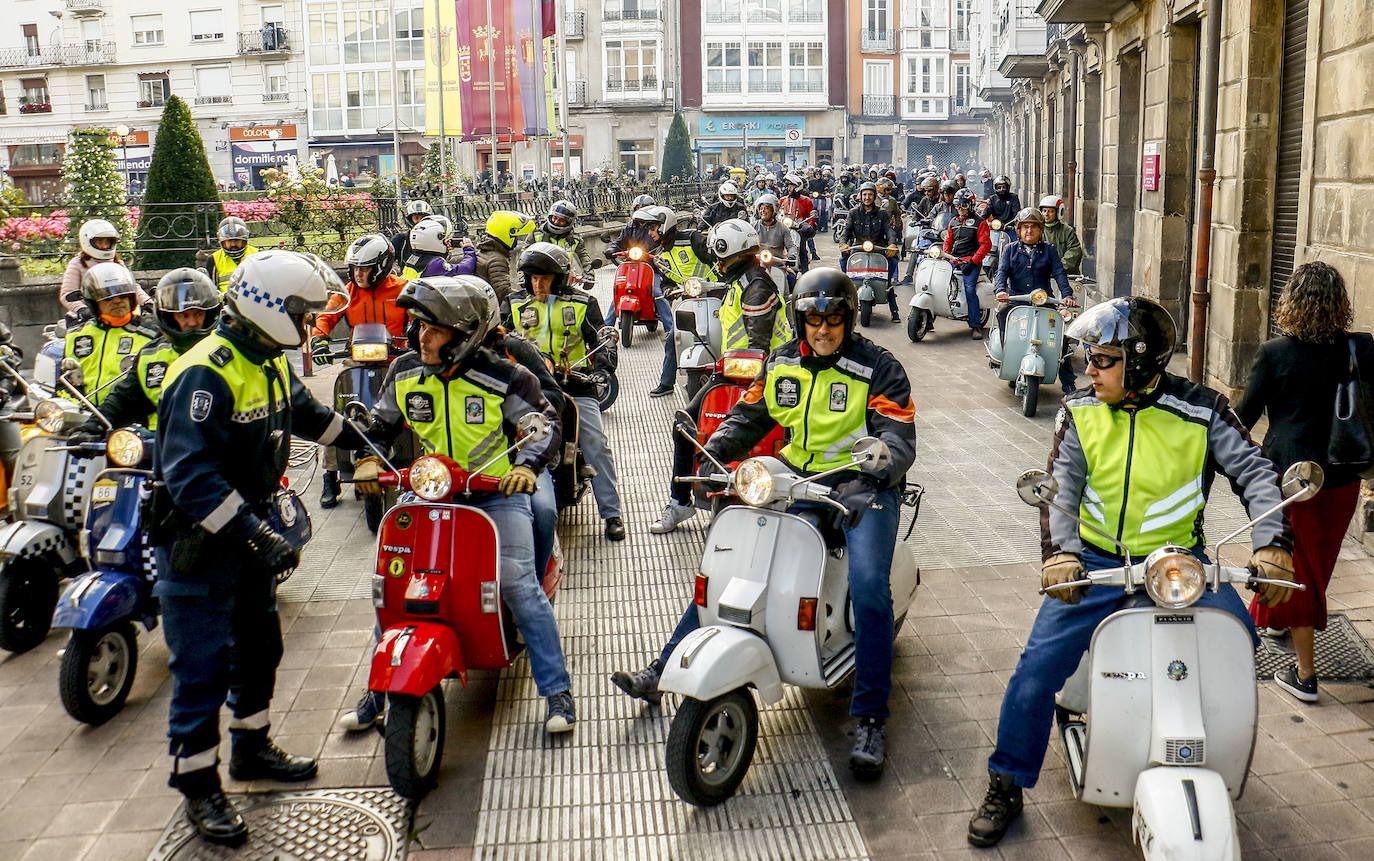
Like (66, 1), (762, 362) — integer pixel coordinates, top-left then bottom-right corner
(111, 130), (151, 193)
(692, 114), (838, 174)
(310, 139), (426, 185)
(231, 124), (297, 190)
(548, 134), (584, 178)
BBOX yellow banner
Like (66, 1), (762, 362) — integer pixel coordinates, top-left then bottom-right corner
(424, 0), (463, 137)
(543, 37), (556, 136)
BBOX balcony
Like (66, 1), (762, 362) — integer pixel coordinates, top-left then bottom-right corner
(1036, 0), (1138, 24)
(238, 28), (290, 55)
(952, 33), (971, 51)
(84, 100), (108, 111)
(65, 0), (104, 14)
(565, 11), (585, 38)
(567, 80), (587, 105)
(705, 79), (742, 95)
(602, 5), (662, 21)
(604, 75), (660, 98)
(998, 52), (1051, 79)
(19, 100), (53, 114)
(861, 94), (895, 117)
(789, 10), (824, 23)
(0, 41), (115, 68)
(861, 29), (896, 52)
(264, 92), (290, 102)
(67, 41), (116, 65)
(194, 95), (233, 106)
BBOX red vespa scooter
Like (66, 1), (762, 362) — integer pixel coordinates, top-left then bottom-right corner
(352, 411), (559, 800)
(610, 246), (660, 349)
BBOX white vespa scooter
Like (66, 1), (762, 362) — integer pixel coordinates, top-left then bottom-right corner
(658, 424), (922, 806)
(1016, 461), (1320, 861)
(908, 246), (996, 341)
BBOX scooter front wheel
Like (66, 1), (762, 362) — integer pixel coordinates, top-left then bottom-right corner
(684, 370), (706, 401)
(666, 688), (759, 806)
(0, 556), (59, 653)
(619, 313), (635, 348)
(1021, 377), (1041, 418)
(858, 299), (874, 328)
(907, 309), (934, 342)
(385, 687), (446, 800)
(59, 622), (138, 725)
(364, 494), (384, 534)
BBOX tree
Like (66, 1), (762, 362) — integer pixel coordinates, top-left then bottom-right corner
(61, 128), (131, 253)
(662, 112), (692, 183)
(134, 95), (222, 269)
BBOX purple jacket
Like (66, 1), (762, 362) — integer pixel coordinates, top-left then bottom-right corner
(420, 245), (477, 278)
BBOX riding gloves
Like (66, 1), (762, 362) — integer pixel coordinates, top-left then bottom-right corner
(1041, 553), (1086, 604)
(498, 465), (538, 497)
(1250, 545), (1296, 606)
(310, 336), (333, 366)
(833, 476), (879, 530)
(352, 456), (384, 496)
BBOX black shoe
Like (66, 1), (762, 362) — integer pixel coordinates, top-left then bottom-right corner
(604, 516), (626, 541)
(229, 733), (319, 783)
(890, 312), (901, 323)
(971, 329), (984, 340)
(610, 660), (663, 705)
(968, 770), (1024, 847)
(185, 792), (247, 847)
(1275, 664), (1318, 703)
(648, 384), (674, 398)
(320, 471), (340, 509)
(849, 718), (887, 780)
(897, 278), (913, 286)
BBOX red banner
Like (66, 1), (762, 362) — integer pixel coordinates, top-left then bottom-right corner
(456, 1), (519, 139)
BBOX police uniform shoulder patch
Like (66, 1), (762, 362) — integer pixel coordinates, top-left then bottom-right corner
(72, 335), (94, 358)
(189, 390), (213, 422)
(144, 361), (168, 390)
(405, 391), (435, 423)
(775, 377), (800, 408)
(208, 346), (233, 367)
(561, 305), (577, 327)
(117, 336), (134, 354)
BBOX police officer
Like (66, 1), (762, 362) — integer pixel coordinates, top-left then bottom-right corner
(639, 206), (713, 398)
(65, 262), (158, 406)
(509, 243), (627, 541)
(524, 200), (594, 277)
(205, 217), (259, 292)
(153, 251), (366, 847)
(74, 268), (221, 434)
(620, 269), (916, 778)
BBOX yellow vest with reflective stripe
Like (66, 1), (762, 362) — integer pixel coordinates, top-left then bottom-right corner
(762, 356), (870, 474)
(64, 320), (154, 406)
(659, 241), (715, 285)
(135, 341), (180, 429)
(211, 246), (259, 291)
(392, 367), (512, 478)
(718, 278), (791, 353)
(166, 332), (292, 423)
(509, 294), (589, 367)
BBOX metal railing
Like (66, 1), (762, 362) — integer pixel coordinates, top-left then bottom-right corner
(0, 41), (115, 68)
(790, 9), (824, 23)
(194, 95), (233, 105)
(264, 92), (290, 102)
(602, 5), (663, 21)
(64, 0), (103, 12)
(567, 80), (588, 104)
(790, 79), (825, 93)
(861, 29), (896, 51)
(565, 11), (585, 37)
(705, 79), (742, 94)
(862, 94), (895, 116)
(84, 101), (108, 112)
(238, 28), (290, 54)
(605, 75), (659, 93)
(952, 33), (971, 51)
(749, 79), (783, 93)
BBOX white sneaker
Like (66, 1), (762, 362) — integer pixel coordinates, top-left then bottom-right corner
(650, 502), (695, 534)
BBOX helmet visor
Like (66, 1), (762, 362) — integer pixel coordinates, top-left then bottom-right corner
(794, 293), (853, 315)
(1065, 300), (1132, 346)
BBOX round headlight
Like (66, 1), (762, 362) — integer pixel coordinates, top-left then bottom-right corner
(862, 240), (875, 252)
(1144, 547), (1206, 609)
(408, 456), (453, 501)
(35, 400), (65, 434)
(734, 458), (775, 507)
(106, 429), (144, 467)
(783, 217), (795, 228)
(990, 220), (1003, 230)
(1030, 289), (1049, 306)
(926, 246), (941, 258)
(628, 246), (644, 261)
(759, 250), (773, 265)
(684, 277), (704, 298)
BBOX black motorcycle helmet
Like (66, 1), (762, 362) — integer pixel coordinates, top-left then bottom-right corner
(397, 275), (495, 371)
(939, 180), (959, 196)
(1066, 297), (1177, 397)
(517, 241), (572, 294)
(154, 268), (222, 351)
(791, 268), (860, 342)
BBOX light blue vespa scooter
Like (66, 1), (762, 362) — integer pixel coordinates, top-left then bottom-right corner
(985, 290), (1074, 417)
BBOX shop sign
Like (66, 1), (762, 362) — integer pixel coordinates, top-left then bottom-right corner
(1142, 142), (1159, 192)
(230, 124), (297, 142)
(698, 115), (806, 138)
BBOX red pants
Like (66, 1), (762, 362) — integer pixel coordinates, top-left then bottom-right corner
(1249, 480), (1361, 631)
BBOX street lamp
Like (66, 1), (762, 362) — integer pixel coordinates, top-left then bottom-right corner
(267, 127), (282, 189)
(115, 123), (130, 195)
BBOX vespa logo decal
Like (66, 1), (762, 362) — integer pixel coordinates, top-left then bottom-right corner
(1100, 671), (1148, 680)
(1167, 660), (1189, 681)
(382, 544), (412, 554)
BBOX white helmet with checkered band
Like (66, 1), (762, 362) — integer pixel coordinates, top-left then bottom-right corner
(225, 250), (346, 347)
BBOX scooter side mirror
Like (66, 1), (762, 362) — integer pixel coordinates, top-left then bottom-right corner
(597, 325), (619, 342)
(590, 259), (605, 270)
(673, 409), (698, 439)
(675, 309), (697, 332)
(1280, 461), (1324, 502)
(852, 436), (891, 474)
(517, 411), (552, 444)
(1016, 469), (1059, 507)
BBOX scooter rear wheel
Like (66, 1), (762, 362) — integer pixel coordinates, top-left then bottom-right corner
(0, 556), (58, 654)
(666, 688), (759, 806)
(59, 623), (138, 726)
(684, 370), (706, 401)
(385, 687), (446, 800)
(364, 494), (384, 534)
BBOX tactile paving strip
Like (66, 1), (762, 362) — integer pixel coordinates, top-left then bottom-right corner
(470, 276), (870, 860)
(147, 787), (410, 861)
(1254, 613), (1374, 681)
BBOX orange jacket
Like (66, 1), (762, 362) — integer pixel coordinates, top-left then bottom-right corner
(310, 274), (410, 345)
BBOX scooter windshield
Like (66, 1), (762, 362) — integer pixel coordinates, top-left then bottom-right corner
(1065, 301), (1131, 346)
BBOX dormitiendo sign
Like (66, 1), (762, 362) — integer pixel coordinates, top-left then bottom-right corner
(230, 125), (297, 188)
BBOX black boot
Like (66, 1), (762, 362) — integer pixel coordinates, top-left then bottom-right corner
(229, 728), (318, 783)
(320, 471), (341, 509)
(610, 658), (663, 705)
(185, 791), (248, 847)
(968, 770), (1024, 847)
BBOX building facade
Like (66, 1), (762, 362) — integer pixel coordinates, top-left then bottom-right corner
(1, 0), (308, 198)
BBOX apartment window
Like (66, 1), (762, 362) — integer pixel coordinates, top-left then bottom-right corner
(788, 42), (823, 93)
(704, 0), (740, 23)
(343, 3), (389, 64)
(189, 10), (225, 42)
(705, 41), (741, 93)
(20, 77), (49, 109)
(953, 63), (970, 108)
(619, 139), (654, 177)
(194, 65), (232, 104)
(85, 74), (106, 110)
(907, 55), (945, 95)
(745, 0), (782, 23)
(865, 0), (889, 33)
(139, 75), (170, 107)
(954, 0), (972, 43)
(81, 20), (102, 52)
(309, 7), (340, 65)
(747, 41), (782, 93)
(393, 2), (424, 62)
(132, 15), (164, 46)
(906, 0), (945, 48)
(264, 63), (288, 99)
(790, 0), (823, 23)
(397, 67), (425, 128)
(311, 72), (343, 131)
(605, 39), (657, 92)
(345, 70), (392, 131)
(22, 24), (39, 57)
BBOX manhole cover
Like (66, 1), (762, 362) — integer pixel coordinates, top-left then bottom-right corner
(1255, 613), (1374, 682)
(148, 787), (411, 861)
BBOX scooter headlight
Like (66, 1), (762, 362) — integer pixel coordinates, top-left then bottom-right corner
(106, 429), (144, 467)
(990, 220), (1003, 230)
(926, 246), (941, 258)
(628, 247), (645, 261)
(1144, 546), (1207, 609)
(683, 277), (704, 298)
(35, 399), (66, 434)
(734, 458), (775, 507)
(351, 342), (388, 363)
(782, 217), (795, 228)
(721, 354), (764, 381)
(759, 250), (773, 266)
(1030, 289), (1049, 306)
(408, 456), (452, 501)
(862, 240), (875, 252)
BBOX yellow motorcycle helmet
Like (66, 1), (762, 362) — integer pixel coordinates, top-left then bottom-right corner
(484, 210), (535, 249)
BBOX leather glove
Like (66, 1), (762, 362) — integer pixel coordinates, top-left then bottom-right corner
(67, 425), (105, 446)
(1250, 545), (1296, 606)
(832, 475), (879, 531)
(1041, 553), (1086, 604)
(353, 455), (384, 496)
(310, 335), (333, 366)
(241, 517), (299, 576)
(497, 464), (538, 497)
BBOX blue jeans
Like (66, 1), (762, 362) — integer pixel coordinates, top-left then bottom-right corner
(987, 546), (1257, 788)
(572, 395), (621, 519)
(531, 469), (557, 578)
(958, 263), (983, 329)
(657, 488), (902, 718)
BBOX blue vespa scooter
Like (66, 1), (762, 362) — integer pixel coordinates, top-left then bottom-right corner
(985, 290), (1075, 418)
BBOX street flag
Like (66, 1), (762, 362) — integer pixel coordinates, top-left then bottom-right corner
(423, 0), (463, 136)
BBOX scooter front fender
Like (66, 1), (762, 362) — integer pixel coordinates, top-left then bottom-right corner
(856, 283), (875, 301)
(1018, 348), (1046, 380)
(616, 295), (642, 313)
(1133, 767), (1238, 860)
(369, 622), (466, 697)
(659, 625), (784, 705)
(52, 569), (146, 631)
(912, 292), (934, 310)
(0, 519), (76, 565)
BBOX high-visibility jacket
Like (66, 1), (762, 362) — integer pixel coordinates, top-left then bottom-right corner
(208, 246), (260, 292)
(718, 265), (790, 353)
(64, 318), (156, 406)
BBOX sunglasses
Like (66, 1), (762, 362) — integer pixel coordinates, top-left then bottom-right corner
(802, 311), (846, 328)
(1085, 349), (1125, 370)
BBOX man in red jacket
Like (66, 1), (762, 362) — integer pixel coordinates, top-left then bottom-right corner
(942, 189), (992, 339)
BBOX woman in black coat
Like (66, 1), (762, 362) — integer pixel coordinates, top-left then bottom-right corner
(1235, 261), (1373, 703)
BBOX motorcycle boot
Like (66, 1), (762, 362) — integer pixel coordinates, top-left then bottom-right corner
(228, 727), (319, 782)
(610, 658), (663, 705)
(968, 769), (1024, 847)
(184, 791), (248, 847)
(320, 470), (341, 509)
(849, 717), (887, 780)
(604, 516), (626, 541)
